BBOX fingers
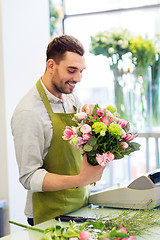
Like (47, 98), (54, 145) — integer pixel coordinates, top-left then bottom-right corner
(80, 155), (105, 186)
(82, 104), (94, 115)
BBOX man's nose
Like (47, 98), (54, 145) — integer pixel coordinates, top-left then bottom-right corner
(73, 72), (82, 82)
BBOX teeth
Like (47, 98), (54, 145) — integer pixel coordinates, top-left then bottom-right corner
(68, 82), (75, 87)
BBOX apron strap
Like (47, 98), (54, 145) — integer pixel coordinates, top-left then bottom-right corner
(36, 79), (54, 121)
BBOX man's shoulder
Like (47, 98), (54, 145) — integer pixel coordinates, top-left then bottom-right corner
(12, 85), (42, 117)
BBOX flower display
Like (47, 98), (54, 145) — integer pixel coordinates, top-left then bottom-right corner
(39, 220), (135, 240)
(63, 104), (140, 167)
(90, 27), (159, 69)
(129, 36), (157, 68)
(90, 28), (132, 61)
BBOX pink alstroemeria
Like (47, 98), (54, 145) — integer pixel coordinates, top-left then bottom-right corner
(121, 142), (129, 149)
(83, 133), (92, 141)
(117, 119), (127, 128)
(96, 152), (115, 167)
(79, 231), (91, 240)
(80, 124), (92, 134)
(62, 126), (74, 140)
(100, 116), (112, 127)
(124, 133), (134, 142)
(96, 107), (105, 117)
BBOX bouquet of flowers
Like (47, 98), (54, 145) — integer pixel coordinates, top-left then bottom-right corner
(63, 104), (140, 167)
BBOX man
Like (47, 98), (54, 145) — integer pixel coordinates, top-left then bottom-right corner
(11, 35), (105, 226)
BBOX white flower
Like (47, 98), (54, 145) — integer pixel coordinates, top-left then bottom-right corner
(80, 124), (91, 134)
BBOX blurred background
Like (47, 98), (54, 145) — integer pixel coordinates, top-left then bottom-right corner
(0, 0), (160, 236)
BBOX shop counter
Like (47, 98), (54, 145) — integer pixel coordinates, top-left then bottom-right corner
(1, 205), (160, 240)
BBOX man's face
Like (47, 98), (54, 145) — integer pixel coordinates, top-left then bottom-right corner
(50, 51), (86, 98)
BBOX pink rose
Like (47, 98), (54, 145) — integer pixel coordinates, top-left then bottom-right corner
(79, 231), (91, 240)
(62, 126), (73, 140)
(124, 133), (134, 142)
(107, 152), (115, 161)
(80, 124), (91, 134)
(83, 133), (92, 141)
(121, 142), (129, 149)
(117, 119), (127, 128)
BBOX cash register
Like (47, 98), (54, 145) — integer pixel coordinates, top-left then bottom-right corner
(89, 169), (160, 209)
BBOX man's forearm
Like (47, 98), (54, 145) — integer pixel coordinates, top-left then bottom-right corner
(42, 155), (105, 192)
(42, 172), (80, 191)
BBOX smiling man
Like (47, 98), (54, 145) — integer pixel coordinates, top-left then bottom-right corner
(11, 35), (105, 226)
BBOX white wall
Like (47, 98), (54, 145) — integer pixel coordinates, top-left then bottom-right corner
(1, 0), (50, 234)
(0, 0), (9, 235)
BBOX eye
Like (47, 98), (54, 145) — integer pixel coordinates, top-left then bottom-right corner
(68, 69), (76, 74)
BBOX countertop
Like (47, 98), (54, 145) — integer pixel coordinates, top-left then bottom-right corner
(1, 205), (160, 240)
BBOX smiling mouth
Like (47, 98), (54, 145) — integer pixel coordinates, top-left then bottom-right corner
(67, 82), (76, 88)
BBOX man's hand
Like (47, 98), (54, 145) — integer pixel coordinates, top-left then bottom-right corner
(76, 154), (105, 187)
(82, 104), (94, 115)
(42, 154), (105, 191)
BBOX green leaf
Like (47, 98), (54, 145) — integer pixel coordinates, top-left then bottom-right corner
(66, 228), (79, 237)
(123, 122), (130, 132)
(92, 143), (98, 151)
(92, 104), (99, 116)
(55, 225), (62, 237)
(88, 221), (105, 231)
(42, 231), (53, 240)
(87, 151), (96, 157)
(129, 142), (141, 151)
(88, 136), (97, 146)
(87, 156), (98, 165)
(114, 152), (124, 159)
(109, 227), (128, 238)
(83, 144), (93, 152)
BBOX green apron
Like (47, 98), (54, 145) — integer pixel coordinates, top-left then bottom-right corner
(32, 79), (89, 225)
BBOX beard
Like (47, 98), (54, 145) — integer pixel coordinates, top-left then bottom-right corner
(51, 69), (75, 97)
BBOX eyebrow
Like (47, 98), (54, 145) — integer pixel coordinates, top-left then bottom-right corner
(67, 66), (78, 69)
(67, 66), (86, 70)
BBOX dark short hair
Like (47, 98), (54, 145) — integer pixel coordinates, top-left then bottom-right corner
(46, 35), (85, 63)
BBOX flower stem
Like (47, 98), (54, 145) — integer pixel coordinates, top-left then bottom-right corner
(9, 220), (44, 233)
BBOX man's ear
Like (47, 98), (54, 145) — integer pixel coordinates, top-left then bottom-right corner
(46, 59), (55, 71)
